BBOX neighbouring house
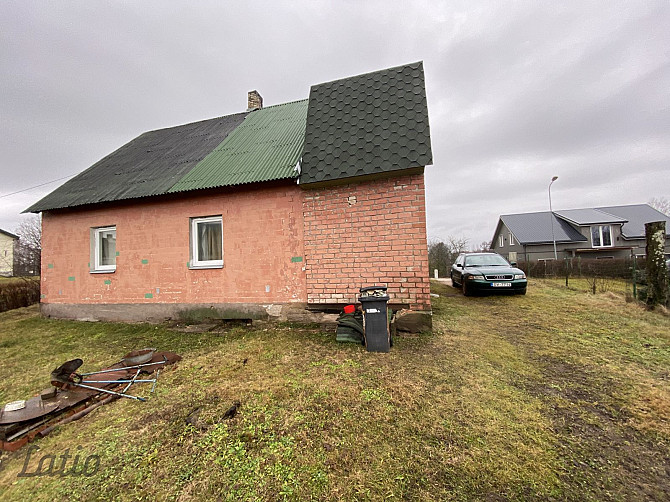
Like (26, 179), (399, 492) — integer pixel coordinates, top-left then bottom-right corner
(0, 229), (18, 276)
(491, 204), (670, 263)
(25, 62), (434, 323)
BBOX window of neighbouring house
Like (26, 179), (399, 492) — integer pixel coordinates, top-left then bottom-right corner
(93, 226), (116, 272)
(499, 234), (504, 247)
(509, 233), (515, 246)
(190, 216), (223, 268)
(591, 225), (612, 248)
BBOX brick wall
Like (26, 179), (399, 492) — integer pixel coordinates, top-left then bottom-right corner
(41, 184), (306, 305)
(302, 173), (431, 310)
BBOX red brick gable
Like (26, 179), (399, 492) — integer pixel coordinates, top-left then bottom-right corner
(302, 173), (430, 310)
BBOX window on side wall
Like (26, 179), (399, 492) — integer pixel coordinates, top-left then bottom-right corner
(499, 234), (504, 247)
(92, 226), (116, 272)
(591, 225), (612, 248)
(190, 216), (223, 268)
(509, 233), (515, 246)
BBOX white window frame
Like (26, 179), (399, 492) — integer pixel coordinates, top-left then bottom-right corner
(93, 226), (116, 272)
(190, 216), (223, 268)
(509, 233), (515, 246)
(499, 234), (504, 247)
(591, 224), (613, 248)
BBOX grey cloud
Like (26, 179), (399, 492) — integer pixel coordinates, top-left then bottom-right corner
(1, 1), (669, 247)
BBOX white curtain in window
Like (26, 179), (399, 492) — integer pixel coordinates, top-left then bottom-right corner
(198, 221), (222, 261)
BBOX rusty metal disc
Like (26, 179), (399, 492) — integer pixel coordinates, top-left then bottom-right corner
(121, 348), (156, 366)
(0, 397), (59, 424)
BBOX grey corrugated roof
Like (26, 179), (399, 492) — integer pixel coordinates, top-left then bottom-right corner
(25, 113), (247, 212)
(554, 208), (627, 225)
(501, 211), (587, 244)
(299, 61), (432, 185)
(169, 100), (307, 193)
(596, 204), (670, 238)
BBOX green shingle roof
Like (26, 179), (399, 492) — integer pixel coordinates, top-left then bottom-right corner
(169, 100), (307, 193)
(299, 61), (432, 185)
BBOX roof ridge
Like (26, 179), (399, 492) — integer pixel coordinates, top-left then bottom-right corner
(141, 112), (248, 135)
(503, 203), (655, 218)
(309, 61), (423, 89)
(501, 210), (551, 217)
(131, 99), (309, 136)
(249, 98), (308, 111)
(592, 207), (624, 220)
(595, 203), (650, 210)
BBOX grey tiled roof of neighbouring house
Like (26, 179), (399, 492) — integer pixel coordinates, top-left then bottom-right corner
(25, 113), (247, 212)
(299, 61), (432, 185)
(501, 211), (588, 244)
(554, 208), (627, 225)
(596, 204), (670, 238)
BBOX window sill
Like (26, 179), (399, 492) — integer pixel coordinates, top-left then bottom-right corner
(188, 264), (224, 270)
(90, 269), (116, 274)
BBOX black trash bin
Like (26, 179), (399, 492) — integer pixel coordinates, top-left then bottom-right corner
(359, 286), (390, 353)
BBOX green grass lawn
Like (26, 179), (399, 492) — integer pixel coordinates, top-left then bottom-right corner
(0, 280), (668, 501)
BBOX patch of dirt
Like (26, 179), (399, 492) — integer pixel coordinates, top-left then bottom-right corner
(505, 340), (670, 501)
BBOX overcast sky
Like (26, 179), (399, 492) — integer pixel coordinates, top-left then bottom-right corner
(1, 1), (669, 247)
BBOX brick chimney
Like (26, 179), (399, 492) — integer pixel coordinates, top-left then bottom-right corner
(247, 90), (263, 111)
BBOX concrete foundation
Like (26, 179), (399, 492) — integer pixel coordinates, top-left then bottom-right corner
(40, 302), (432, 333)
(41, 302), (297, 323)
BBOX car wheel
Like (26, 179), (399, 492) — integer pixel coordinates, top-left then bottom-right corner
(462, 280), (472, 297)
(518, 288), (527, 295)
(450, 272), (459, 287)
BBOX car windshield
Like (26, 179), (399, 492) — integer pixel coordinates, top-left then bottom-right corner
(464, 254), (509, 267)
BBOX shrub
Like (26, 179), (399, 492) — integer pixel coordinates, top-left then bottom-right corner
(0, 279), (40, 312)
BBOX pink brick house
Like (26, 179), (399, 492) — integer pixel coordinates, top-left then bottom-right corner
(26, 62), (433, 322)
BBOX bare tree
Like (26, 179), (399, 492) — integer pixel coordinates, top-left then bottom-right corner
(649, 197), (670, 217)
(14, 215), (41, 276)
(471, 240), (492, 252)
(428, 236), (468, 277)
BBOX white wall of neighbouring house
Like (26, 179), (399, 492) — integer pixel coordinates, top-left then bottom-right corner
(0, 232), (16, 276)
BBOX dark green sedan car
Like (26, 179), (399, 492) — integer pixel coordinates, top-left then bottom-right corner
(450, 252), (527, 296)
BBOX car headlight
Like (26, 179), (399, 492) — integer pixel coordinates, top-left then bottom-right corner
(467, 275), (485, 280)
(514, 274), (526, 279)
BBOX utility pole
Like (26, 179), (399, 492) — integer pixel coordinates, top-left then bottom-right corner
(549, 176), (558, 260)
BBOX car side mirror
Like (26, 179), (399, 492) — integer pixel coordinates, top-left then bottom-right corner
(457, 264), (463, 268)
(510, 261), (517, 267)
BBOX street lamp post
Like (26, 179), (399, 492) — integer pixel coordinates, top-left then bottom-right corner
(549, 176), (558, 260)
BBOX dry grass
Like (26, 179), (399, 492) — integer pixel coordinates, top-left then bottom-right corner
(0, 279), (668, 501)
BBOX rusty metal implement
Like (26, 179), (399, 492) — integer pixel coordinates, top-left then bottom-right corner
(1, 350), (181, 452)
(50, 355), (168, 401)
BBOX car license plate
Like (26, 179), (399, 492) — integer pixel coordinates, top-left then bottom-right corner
(491, 282), (511, 287)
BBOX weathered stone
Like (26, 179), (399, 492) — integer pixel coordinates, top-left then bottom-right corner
(394, 309), (432, 333)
